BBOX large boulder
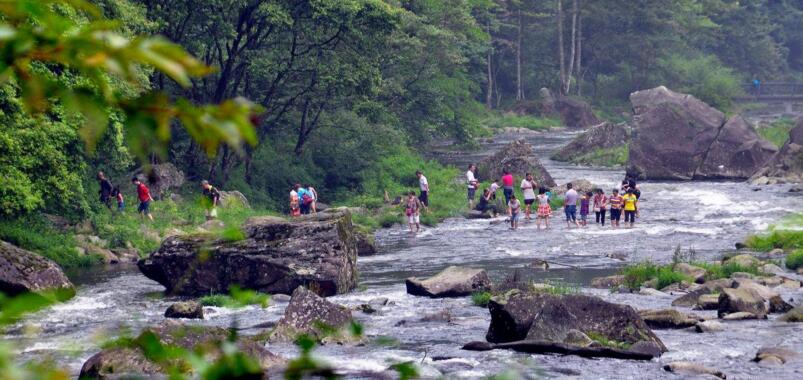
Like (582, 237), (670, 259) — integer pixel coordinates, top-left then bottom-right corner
(626, 86), (775, 180)
(477, 139), (556, 187)
(80, 321), (282, 379)
(134, 163), (185, 199)
(218, 190), (251, 209)
(138, 211), (358, 297)
(406, 266), (491, 298)
(269, 286), (353, 343)
(751, 117), (803, 184)
(354, 231), (377, 256)
(485, 291), (666, 354)
(717, 287), (768, 318)
(538, 88), (601, 129)
(0, 241), (74, 296)
(551, 122), (629, 162)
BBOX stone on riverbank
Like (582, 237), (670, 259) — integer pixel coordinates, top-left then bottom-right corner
(674, 263), (707, 284)
(750, 117), (803, 184)
(164, 301), (203, 319)
(754, 346), (803, 366)
(551, 121), (629, 163)
(779, 306), (803, 322)
(268, 286), (353, 344)
(672, 279), (736, 307)
(638, 309), (699, 329)
(663, 361), (726, 379)
(590, 275), (625, 289)
(718, 288), (767, 318)
(477, 139), (556, 187)
(354, 231), (377, 256)
(406, 266), (491, 298)
(138, 211), (358, 297)
(695, 320), (724, 333)
(0, 241), (74, 297)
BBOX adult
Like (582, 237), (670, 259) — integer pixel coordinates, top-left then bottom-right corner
(306, 184), (319, 213)
(501, 169), (514, 205)
(466, 164), (478, 208)
(475, 188), (498, 217)
(132, 177), (153, 221)
(593, 189), (607, 226)
(201, 180), (220, 220)
(289, 185), (300, 217)
(520, 173), (537, 220)
(622, 188), (639, 228)
(563, 182), (580, 228)
(97, 171), (113, 208)
(609, 189), (623, 228)
(416, 170), (429, 211)
(296, 183), (312, 215)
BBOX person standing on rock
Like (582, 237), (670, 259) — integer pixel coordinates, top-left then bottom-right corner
(520, 173), (537, 220)
(536, 187), (551, 230)
(466, 164), (478, 208)
(622, 188), (639, 228)
(609, 189), (623, 228)
(306, 184), (319, 213)
(406, 191), (422, 233)
(289, 185), (300, 217)
(416, 171), (429, 212)
(201, 180), (221, 220)
(297, 184), (313, 215)
(593, 189), (607, 226)
(508, 194), (521, 230)
(563, 183), (580, 228)
(501, 169), (514, 205)
(97, 171), (113, 208)
(132, 177), (154, 222)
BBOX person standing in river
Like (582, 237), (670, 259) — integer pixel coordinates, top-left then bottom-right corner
(593, 189), (607, 226)
(466, 164), (478, 209)
(535, 187), (551, 230)
(563, 183), (580, 228)
(609, 189), (623, 228)
(579, 191), (592, 227)
(405, 191), (422, 233)
(507, 194), (521, 230)
(97, 171), (113, 208)
(501, 169), (514, 205)
(622, 188), (639, 228)
(416, 170), (429, 212)
(520, 173), (536, 220)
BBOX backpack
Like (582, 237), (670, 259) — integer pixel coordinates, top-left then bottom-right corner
(302, 193), (313, 205)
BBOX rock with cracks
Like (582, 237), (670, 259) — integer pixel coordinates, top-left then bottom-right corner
(406, 266), (491, 298)
(0, 240), (74, 297)
(477, 139), (556, 187)
(551, 122), (629, 162)
(138, 211), (358, 297)
(269, 286), (353, 343)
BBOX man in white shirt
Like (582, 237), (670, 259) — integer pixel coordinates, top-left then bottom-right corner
(416, 170), (429, 212)
(520, 173), (536, 220)
(466, 164), (478, 208)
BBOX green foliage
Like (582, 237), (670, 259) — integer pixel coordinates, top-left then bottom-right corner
(758, 118), (795, 148)
(693, 261), (762, 280)
(481, 113), (560, 132)
(785, 250), (803, 270)
(658, 54), (744, 110)
(621, 262), (691, 290)
(569, 145), (629, 167)
(586, 331), (631, 350)
(745, 230), (803, 252)
(471, 291), (492, 307)
(199, 287), (270, 309)
(0, 216), (97, 267)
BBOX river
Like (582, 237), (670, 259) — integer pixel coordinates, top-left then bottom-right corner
(6, 129), (803, 379)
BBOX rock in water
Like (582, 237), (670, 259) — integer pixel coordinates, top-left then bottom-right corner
(590, 275), (625, 289)
(779, 306), (803, 322)
(269, 286), (352, 343)
(551, 122), (629, 162)
(673, 263), (707, 284)
(638, 309), (699, 329)
(0, 241), (74, 296)
(405, 266), (491, 298)
(751, 117), (803, 184)
(485, 291), (666, 353)
(754, 346), (803, 365)
(138, 211), (358, 297)
(663, 361), (726, 379)
(717, 288), (767, 318)
(538, 88), (601, 129)
(477, 139), (556, 187)
(354, 231), (377, 256)
(626, 86), (775, 180)
(164, 301), (203, 319)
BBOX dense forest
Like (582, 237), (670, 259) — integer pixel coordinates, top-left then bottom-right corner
(2, 0), (802, 218)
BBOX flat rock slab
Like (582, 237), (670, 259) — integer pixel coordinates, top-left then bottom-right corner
(462, 339), (657, 360)
(663, 361), (726, 379)
(0, 240), (74, 296)
(406, 266), (491, 298)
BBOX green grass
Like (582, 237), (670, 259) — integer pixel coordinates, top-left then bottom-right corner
(757, 117), (795, 148)
(0, 216), (98, 268)
(586, 331), (631, 350)
(621, 262), (691, 290)
(570, 145), (629, 167)
(471, 291), (492, 307)
(199, 287), (270, 308)
(693, 261), (763, 280)
(744, 212), (803, 252)
(786, 250), (803, 270)
(481, 112), (561, 132)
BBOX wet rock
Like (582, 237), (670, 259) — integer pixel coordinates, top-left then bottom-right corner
(355, 304), (377, 314)
(660, 281), (695, 294)
(756, 276), (783, 287)
(79, 347), (162, 379)
(722, 311), (759, 320)
(477, 139), (556, 187)
(734, 242), (748, 250)
(638, 309), (699, 329)
(138, 211), (358, 297)
(369, 297), (389, 306)
(779, 306), (803, 322)
(695, 320), (724, 333)
(672, 279), (735, 307)
(629, 341), (665, 358)
(781, 278), (802, 289)
(465, 210), (494, 219)
(725, 254), (762, 268)
(464, 339), (657, 360)
(754, 346), (803, 365)
(718, 288), (767, 318)
(590, 275), (625, 289)
(638, 287), (670, 297)
(354, 231), (376, 256)
(0, 241), (74, 297)
(164, 301), (203, 319)
(405, 266), (491, 298)
(486, 291), (666, 353)
(733, 279), (778, 301)
(663, 361), (726, 379)
(694, 294), (720, 310)
(551, 122), (629, 162)
(420, 309), (452, 323)
(562, 329), (593, 347)
(269, 286), (352, 343)
(674, 263), (707, 284)
(218, 190), (250, 209)
(759, 264), (785, 275)
(750, 117), (803, 184)
(769, 295), (794, 314)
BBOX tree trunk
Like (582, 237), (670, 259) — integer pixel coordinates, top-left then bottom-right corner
(516, 9), (524, 101)
(576, 10), (583, 96)
(557, 0), (566, 95)
(486, 21), (494, 108)
(565, 0), (578, 95)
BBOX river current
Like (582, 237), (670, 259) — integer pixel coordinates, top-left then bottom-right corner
(6, 130), (803, 379)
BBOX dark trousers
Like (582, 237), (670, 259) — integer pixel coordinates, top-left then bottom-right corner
(624, 210), (636, 223)
(503, 188), (513, 205)
(596, 209), (606, 225)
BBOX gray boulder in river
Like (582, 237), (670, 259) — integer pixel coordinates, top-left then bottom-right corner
(751, 116), (803, 184)
(138, 211), (358, 297)
(0, 240), (74, 296)
(406, 266), (491, 298)
(269, 286), (354, 343)
(626, 86), (776, 180)
(551, 121), (629, 162)
(477, 139), (556, 187)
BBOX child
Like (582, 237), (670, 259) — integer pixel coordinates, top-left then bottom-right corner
(579, 191), (591, 227)
(609, 189), (623, 228)
(489, 181), (499, 200)
(535, 187), (551, 230)
(508, 194), (521, 230)
(593, 189), (607, 226)
(406, 191), (421, 233)
(112, 187), (124, 212)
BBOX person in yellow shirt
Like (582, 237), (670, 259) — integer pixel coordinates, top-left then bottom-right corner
(622, 188), (638, 228)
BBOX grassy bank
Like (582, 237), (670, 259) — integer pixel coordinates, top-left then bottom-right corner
(621, 260), (765, 290)
(480, 112), (561, 134)
(569, 145), (629, 167)
(0, 216), (96, 267)
(744, 212), (803, 270)
(757, 117), (795, 148)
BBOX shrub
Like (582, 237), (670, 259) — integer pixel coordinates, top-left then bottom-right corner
(744, 230), (803, 251)
(482, 113), (561, 131)
(621, 262), (690, 290)
(0, 216), (97, 267)
(694, 261), (762, 280)
(199, 287), (270, 308)
(757, 117), (795, 148)
(570, 145), (629, 167)
(471, 291), (492, 307)
(786, 250), (803, 270)
(657, 54), (744, 110)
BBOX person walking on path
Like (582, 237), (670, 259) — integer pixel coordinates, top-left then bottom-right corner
(97, 171), (113, 208)
(289, 185), (301, 217)
(306, 184), (319, 213)
(296, 184), (313, 215)
(416, 170), (429, 212)
(112, 187), (124, 212)
(609, 189), (623, 228)
(593, 189), (607, 226)
(520, 173), (537, 220)
(406, 191), (423, 233)
(132, 177), (154, 222)
(501, 170), (514, 205)
(622, 188), (639, 228)
(508, 194), (521, 230)
(466, 164), (478, 209)
(563, 183), (580, 228)
(536, 187), (551, 230)
(201, 180), (221, 220)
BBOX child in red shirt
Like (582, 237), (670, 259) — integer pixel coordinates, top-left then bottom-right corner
(132, 177), (154, 221)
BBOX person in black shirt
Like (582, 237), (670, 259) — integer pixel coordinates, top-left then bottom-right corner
(201, 180), (221, 220)
(97, 171), (113, 208)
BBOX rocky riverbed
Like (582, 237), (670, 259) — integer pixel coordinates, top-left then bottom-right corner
(5, 130), (803, 379)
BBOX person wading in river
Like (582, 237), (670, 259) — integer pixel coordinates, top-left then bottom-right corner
(622, 188), (639, 228)
(609, 189), (623, 228)
(593, 189), (607, 226)
(507, 194), (521, 230)
(520, 173), (536, 220)
(501, 169), (514, 205)
(466, 164), (478, 209)
(406, 191), (423, 233)
(536, 187), (551, 230)
(563, 183), (580, 228)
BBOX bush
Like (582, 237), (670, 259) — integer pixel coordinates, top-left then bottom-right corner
(199, 287), (270, 308)
(786, 250), (803, 270)
(757, 117), (795, 148)
(471, 291), (492, 307)
(694, 261), (762, 280)
(570, 145), (629, 167)
(481, 113), (561, 132)
(0, 216), (97, 267)
(658, 54), (744, 110)
(621, 262), (690, 290)
(745, 230), (803, 251)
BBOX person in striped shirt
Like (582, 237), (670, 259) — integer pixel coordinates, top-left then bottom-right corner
(608, 189), (623, 228)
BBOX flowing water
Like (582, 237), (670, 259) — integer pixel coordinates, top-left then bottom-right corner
(6, 129), (803, 379)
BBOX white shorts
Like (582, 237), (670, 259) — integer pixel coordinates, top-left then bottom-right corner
(408, 214), (420, 224)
